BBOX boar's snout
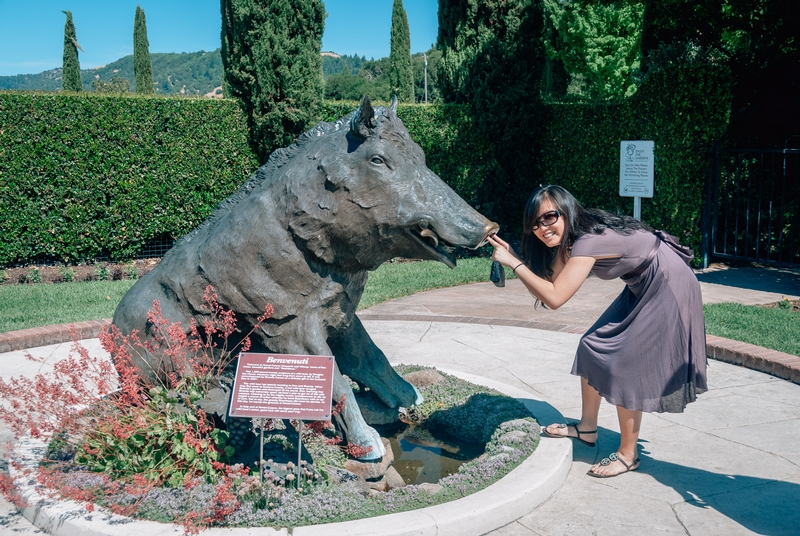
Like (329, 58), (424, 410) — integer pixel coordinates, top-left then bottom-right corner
(407, 216), (499, 269)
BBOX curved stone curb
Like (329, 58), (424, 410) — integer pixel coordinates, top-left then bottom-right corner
(10, 369), (571, 536)
(0, 319), (111, 353)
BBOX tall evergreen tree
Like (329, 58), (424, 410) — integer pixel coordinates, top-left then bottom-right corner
(437, 0), (545, 229)
(221, 0), (326, 162)
(389, 0), (414, 102)
(133, 5), (154, 94)
(61, 10), (82, 92)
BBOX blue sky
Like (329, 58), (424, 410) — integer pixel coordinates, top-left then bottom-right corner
(0, 0), (439, 77)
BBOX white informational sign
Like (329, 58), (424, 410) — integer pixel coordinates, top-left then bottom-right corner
(619, 141), (654, 198)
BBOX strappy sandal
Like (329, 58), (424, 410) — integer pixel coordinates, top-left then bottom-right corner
(542, 422), (597, 447)
(587, 452), (640, 478)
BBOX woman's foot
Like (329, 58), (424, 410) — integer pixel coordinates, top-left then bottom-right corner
(587, 452), (640, 478)
(542, 422), (598, 446)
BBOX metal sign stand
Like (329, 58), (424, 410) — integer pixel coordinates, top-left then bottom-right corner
(258, 418), (265, 482)
(296, 420), (303, 485)
(620, 141), (654, 221)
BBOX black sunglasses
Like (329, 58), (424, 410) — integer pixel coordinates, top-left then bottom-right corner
(532, 210), (561, 230)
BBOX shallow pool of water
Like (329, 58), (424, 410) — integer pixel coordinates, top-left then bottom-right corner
(375, 422), (485, 485)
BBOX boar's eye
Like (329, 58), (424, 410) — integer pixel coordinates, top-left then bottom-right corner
(370, 155), (385, 166)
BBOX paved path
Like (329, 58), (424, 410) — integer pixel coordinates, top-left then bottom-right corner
(1, 265), (798, 535)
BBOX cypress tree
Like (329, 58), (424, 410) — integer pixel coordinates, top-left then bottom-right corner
(221, 0), (326, 162)
(437, 0), (545, 230)
(61, 10), (82, 92)
(133, 5), (154, 94)
(389, 0), (414, 102)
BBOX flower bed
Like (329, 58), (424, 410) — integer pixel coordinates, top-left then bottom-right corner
(0, 289), (541, 533)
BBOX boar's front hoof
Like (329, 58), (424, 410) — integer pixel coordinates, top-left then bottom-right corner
(411, 384), (424, 406)
(350, 422), (387, 461)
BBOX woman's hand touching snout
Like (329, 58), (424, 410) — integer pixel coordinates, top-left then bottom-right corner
(487, 234), (522, 268)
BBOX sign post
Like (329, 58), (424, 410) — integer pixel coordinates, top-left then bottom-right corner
(228, 352), (335, 482)
(619, 141), (654, 219)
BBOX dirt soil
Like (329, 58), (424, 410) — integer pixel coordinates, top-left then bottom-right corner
(0, 259), (161, 286)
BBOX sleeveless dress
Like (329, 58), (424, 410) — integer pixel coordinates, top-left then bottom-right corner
(570, 229), (708, 413)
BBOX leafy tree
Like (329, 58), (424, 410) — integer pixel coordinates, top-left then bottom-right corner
(61, 10), (82, 92)
(640, 0), (799, 143)
(389, 0), (414, 101)
(221, 0), (326, 162)
(133, 5), (154, 94)
(324, 57), (392, 102)
(321, 53), (368, 77)
(543, 0), (644, 101)
(324, 70), (369, 101)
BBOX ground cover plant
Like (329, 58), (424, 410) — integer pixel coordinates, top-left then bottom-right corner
(0, 289), (538, 533)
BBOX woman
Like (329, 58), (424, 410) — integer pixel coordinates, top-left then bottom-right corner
(487, 185), (707, 478)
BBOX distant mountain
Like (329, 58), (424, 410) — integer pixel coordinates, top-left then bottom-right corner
(0, 50), (375, 96)
(0, 49), (224, 96)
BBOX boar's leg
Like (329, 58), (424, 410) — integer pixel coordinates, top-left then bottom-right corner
(300, 329), (386, 461)
(331, 362), (386, 460)
(329, 316), (423, 409)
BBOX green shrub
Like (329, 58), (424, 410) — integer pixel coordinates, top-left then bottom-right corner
(1, 75), (730, 268)
(93, 264), (111, 281)
(1, 96), (493, 268)
(26, 267), (42, 284)
(59, 267), (75, 282)
(124, 263), (139, 280)
(0, 93), (259, 266)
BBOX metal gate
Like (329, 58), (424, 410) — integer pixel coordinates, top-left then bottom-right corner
(707, 146), (800, 267)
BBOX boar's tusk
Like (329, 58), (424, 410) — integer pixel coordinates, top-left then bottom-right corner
(419, 229), (439, 248)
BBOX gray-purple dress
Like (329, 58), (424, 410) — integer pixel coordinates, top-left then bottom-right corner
(570, 229), (707, 413)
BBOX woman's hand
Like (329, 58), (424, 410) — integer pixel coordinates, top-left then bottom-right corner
(487, 233), (595, 309)
(487, 234), (521, 268)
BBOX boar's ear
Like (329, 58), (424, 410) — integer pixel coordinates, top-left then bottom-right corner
(389, 94), (398, 114)
(350, 95), (376, 139)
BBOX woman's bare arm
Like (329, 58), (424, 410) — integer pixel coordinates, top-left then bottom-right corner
(487, 234), (595, 310)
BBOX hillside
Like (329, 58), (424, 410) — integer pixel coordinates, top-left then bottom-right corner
(0, 49), (224, 96)
(0, 51), (369, 96)
(0, 50), (443, 103)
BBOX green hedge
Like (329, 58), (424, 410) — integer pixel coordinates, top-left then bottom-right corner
(0, 95), (493, 267)
(0, 93), (259, 266)
(537, 65), (732, 253)
(1, 69), (730, 268)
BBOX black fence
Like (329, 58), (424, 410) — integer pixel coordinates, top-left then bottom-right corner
(705, 146), (800, 268)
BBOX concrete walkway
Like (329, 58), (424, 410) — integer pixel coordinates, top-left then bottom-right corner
(1, 264), (799, 535)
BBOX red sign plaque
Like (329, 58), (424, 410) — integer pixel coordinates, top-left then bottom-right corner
(228, 353), (335, 420)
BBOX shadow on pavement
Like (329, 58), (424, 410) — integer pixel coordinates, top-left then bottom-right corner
(696, 266), (800, 297)
(557, 425), (799, 535)
(638, 450), (800, 536)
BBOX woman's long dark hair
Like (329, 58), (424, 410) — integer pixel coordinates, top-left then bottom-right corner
(520, 185), (653, 280)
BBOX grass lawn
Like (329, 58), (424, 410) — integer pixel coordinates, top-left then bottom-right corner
(2, 258), (797, 357)
(703, 302), (799, 357)
(0, 258), (500, 334)
(0, 280), (136, 333)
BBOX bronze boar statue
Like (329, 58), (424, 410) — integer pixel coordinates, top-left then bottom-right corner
(111, 96), (499, 460)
